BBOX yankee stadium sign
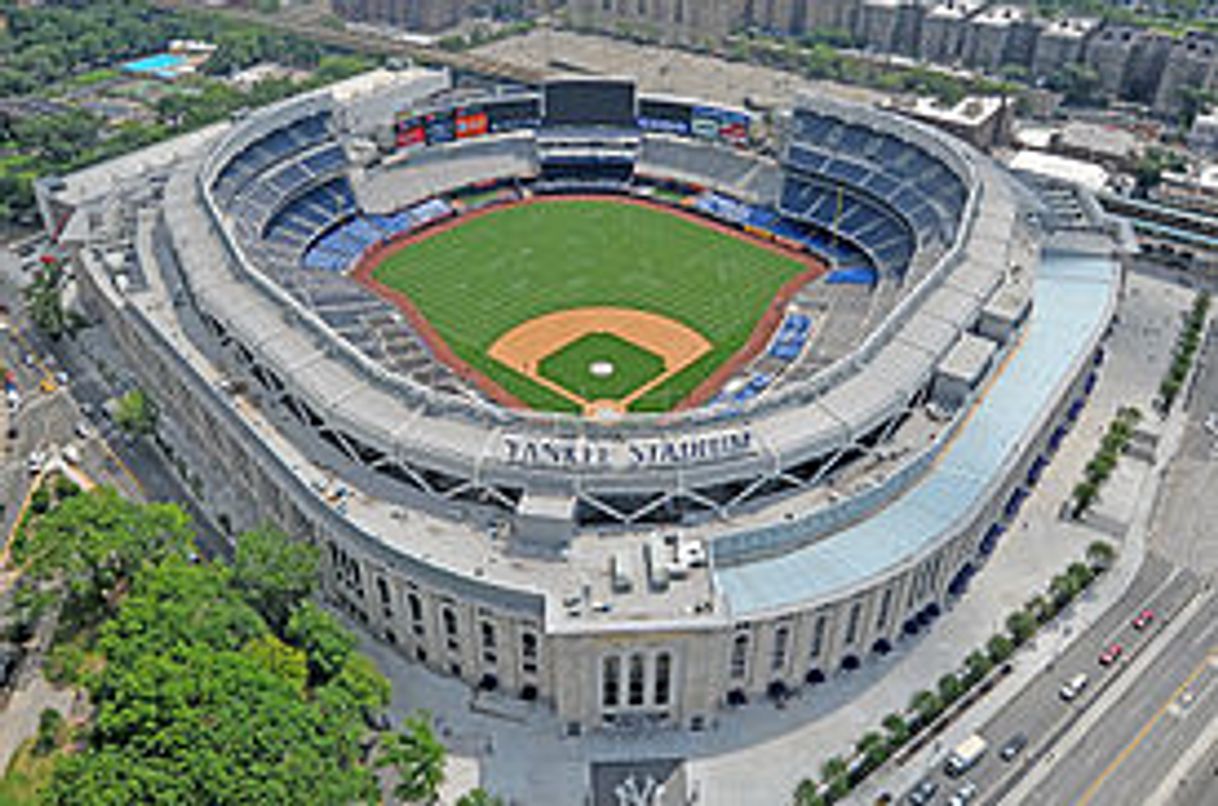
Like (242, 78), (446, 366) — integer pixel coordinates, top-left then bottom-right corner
(501, 429), (755, 470)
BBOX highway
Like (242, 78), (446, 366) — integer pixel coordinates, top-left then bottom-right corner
(1021, 592), (1218, 805)
(896, 554), (1198, 805)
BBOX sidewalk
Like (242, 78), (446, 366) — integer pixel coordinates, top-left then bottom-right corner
(848, 391), (1193, 804)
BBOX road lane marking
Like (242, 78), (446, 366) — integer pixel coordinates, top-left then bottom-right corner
(1075, 649), (1218, 806)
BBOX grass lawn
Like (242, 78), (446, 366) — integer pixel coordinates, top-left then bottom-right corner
(538, 332), (665, 402)
(0, 740), (58, 804)
(371, 200), (807, 413)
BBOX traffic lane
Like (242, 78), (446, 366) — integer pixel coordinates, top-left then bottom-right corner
(898, 555), (1179, 803)
(1084, 659), (1218, 806)
(972, 562), (1197, 798)
(1023, 593), (1218, 805)
(1166, 717), (1218, 806)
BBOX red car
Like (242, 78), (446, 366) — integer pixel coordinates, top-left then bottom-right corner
(1132, 609), (1155, 630)
(1099, 643), (1123, 666)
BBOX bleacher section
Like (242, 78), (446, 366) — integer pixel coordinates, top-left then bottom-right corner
(212, 112), (331, 206)
(262, 178), (358, 252)
(302, 198), (455, 273)
(639, 137), (782, 202)
(769, 313), (812, 361)
(783, 108), (968, 279)
(778, 178), (915, 277)
(356, 136), (537, 214)
(691, 191), (874, 271)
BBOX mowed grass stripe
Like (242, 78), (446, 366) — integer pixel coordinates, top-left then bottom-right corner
(371, 200), (806, 412)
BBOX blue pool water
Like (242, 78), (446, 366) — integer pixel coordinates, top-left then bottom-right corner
(122, 53), (186, 76)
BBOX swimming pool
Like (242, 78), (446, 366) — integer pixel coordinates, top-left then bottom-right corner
(122, 53), (186, 78)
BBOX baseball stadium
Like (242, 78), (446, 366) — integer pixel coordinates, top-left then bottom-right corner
(38, 65), (1123, 739)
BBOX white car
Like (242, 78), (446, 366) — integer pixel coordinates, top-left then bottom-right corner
(949, 780), (979, 806)
(1060, 672), (1089, 701)
(74, 421), (91, 440)
(27, 450), (45, 475)
(61, 444), (81, 466)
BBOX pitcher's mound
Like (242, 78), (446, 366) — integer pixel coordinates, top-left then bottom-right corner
(589, 360), (615, 378)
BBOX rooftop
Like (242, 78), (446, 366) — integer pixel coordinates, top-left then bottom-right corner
(715, 250), (1117, 616)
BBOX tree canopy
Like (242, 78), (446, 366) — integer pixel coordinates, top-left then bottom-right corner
(5, 490), (422, 805)
(232, 524), (319, 632)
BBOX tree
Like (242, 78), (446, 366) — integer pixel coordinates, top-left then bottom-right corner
(794, 778), (826, 806)
(22, 265), (68, 339)
(35, 707), (64, 756)
(910, 689), (941, 724)
(376, 713), (447, 805)
(44, 530), (384, 805)
(1006, 610), (1037, 646)
(14, 487), (193, 618)
(231, 524), (319, 633)
(286, 600), (357, 687)
(882, 712), (910, 747)
(1048, 63), (1103, 107)
(243, 633), (309, 694)
(1086, 540), (1116, 571)
(937, 673), (964, 707)
(1067, 561), (1095, 590)
(456, 788), (505, 806)
(114, 388), (157, 437)
(819, 755), (848, 783)
(963, 649), (993, 686)
(987, 634), (1015, 664)
(1072, 480), (1098, 518)
(1050, 573), (1080, 608)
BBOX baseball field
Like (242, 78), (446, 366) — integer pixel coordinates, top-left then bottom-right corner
(363, 198), (816, 414)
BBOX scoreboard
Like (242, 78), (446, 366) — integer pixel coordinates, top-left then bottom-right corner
(692, 106), (751, 145)
(394, 97), (541, 150)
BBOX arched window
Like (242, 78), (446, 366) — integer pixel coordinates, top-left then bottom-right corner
(772, 626), (790, 672)
(602, 656), (621, 708)
(628, 653), (646, 706)
(654, 652), (672, 706)
(730, 634), (749, 679)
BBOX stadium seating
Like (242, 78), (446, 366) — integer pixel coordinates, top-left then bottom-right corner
(300, 198), (456, 273)
(778, 177), (915, 276)
(213, 112), (332, 205)
(784, 107), (968, 274)
(769, 313), (812, 361)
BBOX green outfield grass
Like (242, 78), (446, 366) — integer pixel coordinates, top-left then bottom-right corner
(371, 200), (807, 413)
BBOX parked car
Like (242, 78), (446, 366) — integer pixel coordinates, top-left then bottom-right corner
(1099, 643), (1123, 666)
(1132, 609), (1155, 630)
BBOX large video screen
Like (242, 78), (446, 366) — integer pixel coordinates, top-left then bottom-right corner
(692, 106), (751, 145)
(485, 97), (541, 133)
(454, 105), (489, 139)
(394, 113), (427, 150)
(423, 111), (454, 145)
(544, 79), (636, 127)
(637, 98), (692, 135)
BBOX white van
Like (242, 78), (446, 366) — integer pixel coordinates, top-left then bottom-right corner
(945, 734), (988, 777)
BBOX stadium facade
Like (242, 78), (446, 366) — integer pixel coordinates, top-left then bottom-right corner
(38, 65), (1123, 734)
